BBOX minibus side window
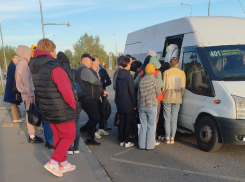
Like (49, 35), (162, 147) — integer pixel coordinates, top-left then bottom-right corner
(183, 52), (208, 96)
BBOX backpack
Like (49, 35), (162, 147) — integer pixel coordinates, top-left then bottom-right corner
(71, 68), (85, 101)
(139, 70), (164, 101)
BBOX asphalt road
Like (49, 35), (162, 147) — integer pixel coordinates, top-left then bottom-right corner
(79, 84), (245, 182)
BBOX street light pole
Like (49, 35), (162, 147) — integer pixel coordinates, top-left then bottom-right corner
(0, 19), (8, 71)
(208, 0), (211, 16)
(113, 34), (118, 67)
(39, 0), (45, 38)
(181, 3), (192, 16)
(39, 0), (70, 39)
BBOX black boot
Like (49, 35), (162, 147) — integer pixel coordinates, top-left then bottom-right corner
(45, 142), (54, 149)
(86, 139), (101, 146)
(29, 136), (44, 144)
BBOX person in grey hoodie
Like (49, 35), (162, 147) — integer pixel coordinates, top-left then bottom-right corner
(76, 53), (108, 146)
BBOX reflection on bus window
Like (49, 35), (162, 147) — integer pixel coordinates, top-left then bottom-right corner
(183, 51), (207, 96)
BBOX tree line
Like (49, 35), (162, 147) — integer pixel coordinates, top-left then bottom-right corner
(0, 33), (123, 71)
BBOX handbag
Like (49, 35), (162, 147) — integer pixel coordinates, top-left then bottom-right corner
(12, 86), (22, 103)
(27, 103), (42, 126)
(114, 112), (120, 127)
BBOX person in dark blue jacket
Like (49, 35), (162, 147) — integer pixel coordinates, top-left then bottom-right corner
(98, 63), (112, 130)
(4, 55), (22, 122)
(116, 56), (136, 148)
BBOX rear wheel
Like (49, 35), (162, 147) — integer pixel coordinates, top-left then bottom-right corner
(195, 116), (222, 152)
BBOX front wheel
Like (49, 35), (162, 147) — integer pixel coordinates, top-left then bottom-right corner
(195, 116), (222, 152)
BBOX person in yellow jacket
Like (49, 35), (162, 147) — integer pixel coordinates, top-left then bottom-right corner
(162, 57), (186, 144)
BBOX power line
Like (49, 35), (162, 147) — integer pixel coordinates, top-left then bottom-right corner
(239, 0), (245, 15)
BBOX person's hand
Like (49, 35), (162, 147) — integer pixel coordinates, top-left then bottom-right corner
(134, 108), (136, 110)
(103, 91), (109, 96)
(30, 97), (34, 104)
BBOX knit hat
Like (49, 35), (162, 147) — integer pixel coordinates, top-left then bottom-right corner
(31, 44), (36, 58)
(147, 49), (157, 57)
(145, 63), (155, 74)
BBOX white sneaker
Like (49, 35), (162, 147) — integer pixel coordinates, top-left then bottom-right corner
(170, 138), (174, 144)
(73, 147), (80, 154)
(97, 129), (109, 136)
(13, 119), (22, 123)
(120, 142), (125, 147)
(125, 142), (134, 148)
(155, 140), (160, 146)
(164, 137), (171, 144)
(95, 132), (101, 139)
(67, 147), (74, 155)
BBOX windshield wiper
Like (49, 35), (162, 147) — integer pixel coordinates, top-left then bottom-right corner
(219, 75), (245, 80)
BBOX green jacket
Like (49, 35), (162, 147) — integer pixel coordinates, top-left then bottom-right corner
(134, 56), (164, 88)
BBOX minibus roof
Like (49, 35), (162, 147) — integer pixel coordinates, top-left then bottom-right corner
(125, 16), (245, 55)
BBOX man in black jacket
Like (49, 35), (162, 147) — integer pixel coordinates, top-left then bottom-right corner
(93, 56), (112, 130)
(91, 56), (110, 137)
(77, 53), (108, 145)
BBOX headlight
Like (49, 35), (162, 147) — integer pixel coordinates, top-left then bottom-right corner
(232, 95), (245, 119)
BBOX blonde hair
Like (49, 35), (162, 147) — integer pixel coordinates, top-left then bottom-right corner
(36, 38), (56, 53)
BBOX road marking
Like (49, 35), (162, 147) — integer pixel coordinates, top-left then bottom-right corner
(110, 157), (245, 181)
(114, 148), (133, 156)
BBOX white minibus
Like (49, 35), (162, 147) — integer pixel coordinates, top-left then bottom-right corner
(124, 16), (245, 152)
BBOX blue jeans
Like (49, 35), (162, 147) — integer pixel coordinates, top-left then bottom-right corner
(73, 119), (80, 148)
(163, 103), (180, 138)
(138, 107), (157, 149)
(43, 122), (53, 145)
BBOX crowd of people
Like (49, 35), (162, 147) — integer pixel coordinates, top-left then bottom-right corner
(113, 49), (186, 149)
(3, 38), (186, 177)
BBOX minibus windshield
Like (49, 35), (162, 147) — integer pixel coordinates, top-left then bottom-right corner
(205, 45), (245, 80)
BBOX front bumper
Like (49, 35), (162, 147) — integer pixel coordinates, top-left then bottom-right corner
(215, 117), (245, 144)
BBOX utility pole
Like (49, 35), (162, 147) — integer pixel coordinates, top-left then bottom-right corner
(208, 0), (211, 16)
(113, 34), (118, 67)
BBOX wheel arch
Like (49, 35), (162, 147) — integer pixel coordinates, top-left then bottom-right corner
(194, 112), (223, 143)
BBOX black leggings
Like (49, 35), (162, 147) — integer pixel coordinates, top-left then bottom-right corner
(119, 113), (133, 143)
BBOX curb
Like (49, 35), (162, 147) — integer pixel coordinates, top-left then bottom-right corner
(79, 139), (111, 182)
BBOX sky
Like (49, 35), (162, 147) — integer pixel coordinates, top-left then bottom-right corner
(0, 0), (245, 56)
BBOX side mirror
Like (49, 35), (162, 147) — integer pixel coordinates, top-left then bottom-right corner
(192, 72), (209, 90)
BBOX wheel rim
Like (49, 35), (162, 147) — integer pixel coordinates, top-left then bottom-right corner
(199, 125), (212, 143)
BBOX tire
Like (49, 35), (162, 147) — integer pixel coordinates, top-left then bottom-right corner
(195, 116), (222, 152)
